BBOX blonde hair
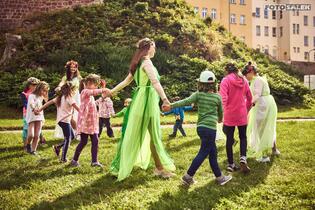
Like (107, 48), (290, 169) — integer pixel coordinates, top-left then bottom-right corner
(85, 74), (101, 86)
(32, 81), (49, 96)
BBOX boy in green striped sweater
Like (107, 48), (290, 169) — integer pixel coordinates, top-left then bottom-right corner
(163, 70), (232, 186)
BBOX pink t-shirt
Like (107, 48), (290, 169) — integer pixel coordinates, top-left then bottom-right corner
(55, 96), (75, 123)
(95, 97), (115, 118)
(77, 89), (103, 135)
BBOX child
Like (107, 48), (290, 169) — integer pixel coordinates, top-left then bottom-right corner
(219, 63), (252, 173)
(35, 82), (80, 162)
(21, 77), (39, 149)
(114, 98), (132, 118)
(162, 96), (193, 138)
(96, 94), (115, 138)
(25, 81), (50, 155)
(165, 70), (232, 186)
(70, 74), (110, 167)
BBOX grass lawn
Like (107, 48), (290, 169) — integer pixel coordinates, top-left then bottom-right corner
(0, 121), (314, 209)
(0, 105), (314, 130)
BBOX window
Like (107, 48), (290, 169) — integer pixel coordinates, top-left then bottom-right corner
(314, 37), (315, 47)
(264, 8), (268, 19)
(297, 47), (300, 53)
(240, 15), (245, 24)
(313, 16), (315, 26)
(194, 7), (199, 14)
(264, 26), (269, 36)
(293, 10), (299, 16)
(272, 10), (276, 19)
(230, 0), (236, 4)
(240, 0), (245, 5)
(304, 52), (309, 60)
(304, 16), (308, 26)
(280, 11), (283, 19)
(273, 48), (277, 57)
(293, 47), (296, 53)
(272, 27), (276, 37)
(230, 14), (236, 24)
(202, 8), (207, 18)
(280, 27), (283, 37)
(304, 36), (309, 46)
(211, 8), (217, 20)
(293, 24), (296, 34)
(297, 24), (300, 34)
(264, 45), (269, 55)
(256, 25), (261, 36)
(256, 8), (260, 17)
(314, 52), (315, 61)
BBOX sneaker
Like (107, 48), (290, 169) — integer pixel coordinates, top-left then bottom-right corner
(168, 134), (176, 138)
(70, 160), (79, 167)
(272, 149), (281, 156)
(226, 163), (240, 172)
(52, 145), (60, 157)
(240, 157), (250, 174)
(182, 174), (196, 186)
(30, 151), (38, 156)
(91, 162), (103, 167)
(216, 175), (232, 186)
(60, 158), (68, 163)
(256, 156), (270, 163)
(153, 168), (176, 179)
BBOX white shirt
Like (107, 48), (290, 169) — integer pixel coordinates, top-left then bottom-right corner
(25, 94), (44, 123)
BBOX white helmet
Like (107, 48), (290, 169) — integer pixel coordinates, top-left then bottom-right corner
(196, 70), (216, 83)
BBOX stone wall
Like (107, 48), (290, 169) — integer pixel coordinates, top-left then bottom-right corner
(0, 0), (102, 31)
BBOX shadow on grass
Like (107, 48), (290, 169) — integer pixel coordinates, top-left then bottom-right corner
(29, 169), (150, 210)
(148, 158), (275, 210)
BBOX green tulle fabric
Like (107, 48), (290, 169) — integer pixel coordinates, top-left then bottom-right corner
(247, 76), (277, 157)
(110, 62), (175, 181)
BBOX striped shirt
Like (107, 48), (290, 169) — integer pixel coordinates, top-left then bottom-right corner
(171, 92), (223, 130)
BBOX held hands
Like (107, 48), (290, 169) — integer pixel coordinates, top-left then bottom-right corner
(33, 108), (41, 115)
(161, 98), (171, 112)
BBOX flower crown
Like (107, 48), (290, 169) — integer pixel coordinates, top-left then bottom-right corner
(65, 60), (78, 69)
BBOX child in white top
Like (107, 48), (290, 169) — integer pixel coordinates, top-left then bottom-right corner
(96, 94), (115, 138)
(25, 81), (49, 155)
(36, 82), (79, 162)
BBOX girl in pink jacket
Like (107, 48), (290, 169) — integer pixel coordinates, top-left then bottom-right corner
(219, 63), (252, 173)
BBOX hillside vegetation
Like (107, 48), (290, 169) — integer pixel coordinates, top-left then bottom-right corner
(0, 0), (312, 107)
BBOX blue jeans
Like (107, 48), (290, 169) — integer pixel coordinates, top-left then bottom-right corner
(58, 121), (74, 161)
(172, 119), (186, 136)
(187, 127), (222, 177)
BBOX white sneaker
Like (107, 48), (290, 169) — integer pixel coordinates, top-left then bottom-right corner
(272, 149), (281, 156)
(256, 156), (270, 163)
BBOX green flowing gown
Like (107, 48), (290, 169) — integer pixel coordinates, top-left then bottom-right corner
(247, 76), (277, 157)
(110, 62), (176, 181)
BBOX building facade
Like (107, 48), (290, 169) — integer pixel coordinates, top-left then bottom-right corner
(186, 0), (315, 72)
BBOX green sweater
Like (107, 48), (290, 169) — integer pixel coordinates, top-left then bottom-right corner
(171, 92), (223, 130)
(115, 107), (127, 117)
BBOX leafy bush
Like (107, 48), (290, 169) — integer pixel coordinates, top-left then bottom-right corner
(0, 0), (312, 109)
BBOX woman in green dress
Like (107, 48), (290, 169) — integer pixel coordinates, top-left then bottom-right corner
(109, 38), (176, 181)
(242, 63), (280, 162)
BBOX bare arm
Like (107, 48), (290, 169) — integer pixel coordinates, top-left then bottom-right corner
(38, 98), (56, 112)
(111, 73), (134, 95)
(72, 103), (80, 113)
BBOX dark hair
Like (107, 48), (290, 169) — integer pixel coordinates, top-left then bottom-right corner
(198, 82), (217, 93)
(32, 81), (49, 96)
(172, 96), (180, 101)
(129, 38), (154, 75)
(85, 74), (101, 86)
(65, 60), (81, 81)
(79, 78), (86, 93)
(225, 63), (238, 74)
(242, 62), (257, 76)
(55, 82), (76, 107)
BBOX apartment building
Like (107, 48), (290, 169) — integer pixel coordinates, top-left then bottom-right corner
(186, 0), (315, 73)
(185, 0), (252, 47)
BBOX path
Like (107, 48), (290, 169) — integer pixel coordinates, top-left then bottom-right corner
(1, 118), (314, 133)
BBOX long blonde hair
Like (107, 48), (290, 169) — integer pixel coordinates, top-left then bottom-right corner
(32, 81), (49, 96)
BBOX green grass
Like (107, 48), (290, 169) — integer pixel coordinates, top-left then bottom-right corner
(0, 122), (314, 209)
(0, 105), (314, 130)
